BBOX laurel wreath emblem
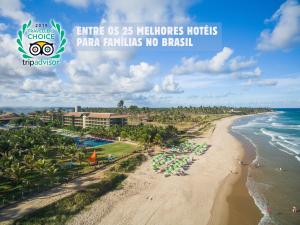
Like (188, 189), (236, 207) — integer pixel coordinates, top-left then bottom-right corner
(50, 20), (67, 59)
(17, 20), (32, 59)
(16, 20), (66, 59)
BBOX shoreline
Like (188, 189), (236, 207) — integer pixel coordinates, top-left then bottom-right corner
(208, 117), (262, 225)
(67, 115), (259, 225)
(227, 129), (263, 225)
(208, 115), (262, 225)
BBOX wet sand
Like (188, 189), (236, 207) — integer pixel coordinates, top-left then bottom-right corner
(227, 132), (262, 225)
(209, 125), (262, 225)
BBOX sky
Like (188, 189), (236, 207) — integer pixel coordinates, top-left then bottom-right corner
(0, 0), (300, 108)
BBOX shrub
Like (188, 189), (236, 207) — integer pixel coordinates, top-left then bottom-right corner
(116, 154), (147, 172)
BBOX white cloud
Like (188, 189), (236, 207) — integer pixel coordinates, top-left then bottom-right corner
(103, 0), (191, 23)
(66, 58), (158, 94)
(0, 33), (56, 79)
(233, 67), (262, 79)
(55, 0), (191, 23)
(0, 32), (61, 103)
(116, 62), (157, 93)
(0, 0), (196, 106)
(245, 79), (278, 86)
(172, 47), (233, 74)
(209, 47), (233, 72)
(54, 0), (90, 8)
(172, 47), (261, 77)
(229, 56), (256, 71)
(0, 23), (7, 31)
(60, 0), (193, 104)
(154, 74), (183, 94)
(22, 78), (63, 93)
(0, 0), (32, 24)
(257, 0), (300, 51)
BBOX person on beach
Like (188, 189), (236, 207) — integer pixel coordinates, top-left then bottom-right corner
(292, 206), (297, 213)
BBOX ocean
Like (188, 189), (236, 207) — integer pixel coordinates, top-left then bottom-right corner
(0, 107), (73, 114)
(231, 109), (300, 225)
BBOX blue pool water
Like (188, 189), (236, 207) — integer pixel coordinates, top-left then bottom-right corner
(74, 137), (112, 148)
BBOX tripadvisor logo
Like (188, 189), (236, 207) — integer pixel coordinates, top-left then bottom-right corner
(17, 20), (67, 67)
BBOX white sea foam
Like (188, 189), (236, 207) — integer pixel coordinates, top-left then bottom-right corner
(232, 121), (257, 129)
(271, 122), (300, 130)
(261, 128), (276, 141)
(276, 141), (299, 155)
(296, 155), (300, 162)
(246, 177), (273, 225)
(261, 127), (300, 156)
(283, 139), (298, 146)
(269, 141), (294, 156)
(231, 128), (258, 149)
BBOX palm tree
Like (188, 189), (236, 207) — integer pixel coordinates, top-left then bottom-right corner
(117, 100), (124, 108)
(4, 162), (26, 184)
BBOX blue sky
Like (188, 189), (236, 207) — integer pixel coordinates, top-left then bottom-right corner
(0, 0), (300, 108)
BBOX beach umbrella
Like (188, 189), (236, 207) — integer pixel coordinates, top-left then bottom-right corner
(87, 150), (97, 163)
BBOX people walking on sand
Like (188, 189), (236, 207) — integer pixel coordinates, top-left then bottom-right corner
(292, 206), (297, 213)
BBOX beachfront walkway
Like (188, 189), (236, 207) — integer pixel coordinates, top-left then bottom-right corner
(0, 167), (107, 225)
(0, 149), (138, 225)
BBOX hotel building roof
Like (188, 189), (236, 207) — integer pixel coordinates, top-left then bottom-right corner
(64, 112), (128, 118)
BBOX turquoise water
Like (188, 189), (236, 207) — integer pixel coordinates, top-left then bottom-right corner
(232, 109), (300, 225)
(74, 137), (112, 148)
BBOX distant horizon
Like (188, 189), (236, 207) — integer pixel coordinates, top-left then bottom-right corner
(1, 105), (299, 109)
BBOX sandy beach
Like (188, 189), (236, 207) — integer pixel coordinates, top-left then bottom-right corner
(67, 116), (261, 225)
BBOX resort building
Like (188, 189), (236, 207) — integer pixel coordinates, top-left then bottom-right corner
(75, 106), (81, 112)
(0, 112), (20, 123)
(63, 112), (128, 128)
(40, 112), (63, 123)
(28, 112), (63, 123)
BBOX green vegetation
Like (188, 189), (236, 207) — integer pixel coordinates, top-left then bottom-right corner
(13, 173), (127, 225)
(81, 105), (271, 131)
(88, 142), (139, 158)
(87, 124), (179, 148)
(8, 116), (45, 127)
(81, 105), (271, 116)
(0, 127), (137, 207)
(111, 154), (147, 172)
(0, 104), (271, 217)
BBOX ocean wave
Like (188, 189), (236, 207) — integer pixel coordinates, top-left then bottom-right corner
(232, 130), (258, 149)
(269, 141), (294, 156)
(267, 117), (275, 122)
(283, 139), (298, 146)
(296, 155), (300, 162)
(277, 135), (299, 147)
(232, 121), (264, 129)
(260, 128), (300, 161)
(271, 122), (300, 130)
(261, 128), (277, 141)
(246, 177), (273, 225)
(276, 141), (300, 155)
(232, 122), (250, 129)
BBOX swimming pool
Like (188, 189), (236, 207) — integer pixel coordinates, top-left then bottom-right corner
(74, 137), (112, 148)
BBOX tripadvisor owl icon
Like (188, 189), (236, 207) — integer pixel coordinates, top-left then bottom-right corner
(17, 20), (67, 67)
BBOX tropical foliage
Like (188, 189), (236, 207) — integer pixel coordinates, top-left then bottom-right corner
(0, 127), (84, 205)
(87, 124), (179, 147)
